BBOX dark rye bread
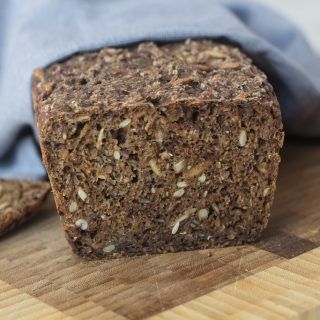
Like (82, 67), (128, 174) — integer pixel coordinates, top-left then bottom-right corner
(32, 39), (284, 259)
(0, 179), (50, 237)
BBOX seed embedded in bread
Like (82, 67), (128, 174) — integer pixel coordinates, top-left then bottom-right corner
(197, 209), (209, 220)
(75, 219), (88, 230)
(198, 174), (206, 183)
(173, 189), (185, 198)
(68, 201), (78, 213)
(171, 222), (180, 235)
(177, 181), (188, 188)
(149, 159), (162, 176)
(77, 188), (87, 201)
(113, 150), (121, 160)
(173, 160), (185, 174)
(103, 244), (116, 253)
(239, 129), (247, 147)
(119, 118), (131, 128)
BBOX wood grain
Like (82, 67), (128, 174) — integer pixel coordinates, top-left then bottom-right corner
(1, 141), (320, 319)
(149, 248), (320, 320)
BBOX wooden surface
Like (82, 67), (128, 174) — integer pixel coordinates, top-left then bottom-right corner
(1, 141), (320, 320)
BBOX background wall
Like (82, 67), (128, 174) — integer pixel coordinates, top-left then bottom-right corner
(255, 0), (320, 53)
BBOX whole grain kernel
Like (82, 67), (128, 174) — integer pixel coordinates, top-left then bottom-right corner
(103, 244), (115, 253)
(263, 187), (270, 197)
(177, 212), (191, 224)
(239, 129), (247, 147)
(160, 151), (172, 160)
(173, 188), (185, 198)
(171, 221), (180, 235)
(212, 203), (220, 214)
(177, 181), (188, 188)
(185, 161), (210, 179)
(257, 163), (268, 173)
(113, 150), (121, 160)
(149, 159), (162, 176)
(198, 174), (206, 183)
(183, 208), (197, 215)
(0, 202), (9, 210)
(173, 160), (185, 174)
(198, 209), (209, 220)
(77, 187), (87, 201)
(72, 114), (90, 122)
(75, 219), (88, 230)
(155, 131), (163, 144)
(203, 190), (208, 198)
(68, 201), (78, 213)
(145, 118), (154, 132)
(119, 118), (131, 128)
(96, 128), (104, 149)
(151, 186), (156, 194)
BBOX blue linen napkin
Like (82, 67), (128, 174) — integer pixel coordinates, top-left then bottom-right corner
(0, 0), (319, 179)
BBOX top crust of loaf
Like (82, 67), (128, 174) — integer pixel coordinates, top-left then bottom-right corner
(32, 39), (275, 119)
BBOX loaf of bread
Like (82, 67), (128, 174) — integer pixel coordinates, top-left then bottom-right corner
(33, 40), (284, 259)
(0, 179), (50, 237)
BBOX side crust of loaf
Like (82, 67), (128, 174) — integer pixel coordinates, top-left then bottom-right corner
(33, 40), (284, 259)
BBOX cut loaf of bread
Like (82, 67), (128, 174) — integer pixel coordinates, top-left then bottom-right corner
(33, 40), (284, 259)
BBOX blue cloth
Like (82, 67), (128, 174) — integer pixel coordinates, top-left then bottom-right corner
(1, 0), (320, 180)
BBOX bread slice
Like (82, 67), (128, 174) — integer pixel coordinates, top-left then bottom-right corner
(33, 40), (284, 259)
(0, 179), (50, 237)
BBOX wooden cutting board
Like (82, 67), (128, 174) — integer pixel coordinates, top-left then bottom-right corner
(1, 141), (320, 320)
